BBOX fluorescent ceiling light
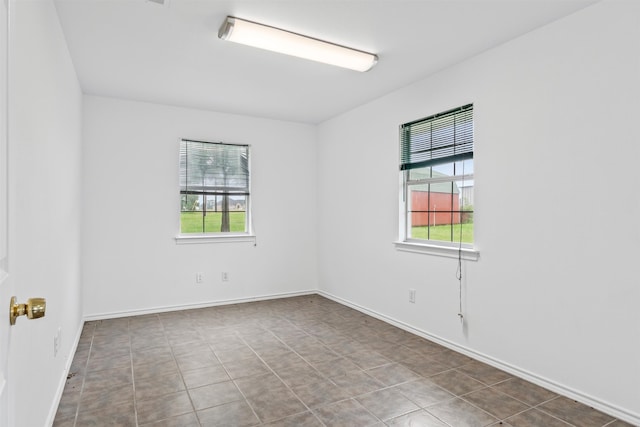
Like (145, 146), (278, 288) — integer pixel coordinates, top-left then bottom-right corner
(218, 16), (378, 72)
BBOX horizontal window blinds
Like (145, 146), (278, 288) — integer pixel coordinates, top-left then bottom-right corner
(180, 140), (249, 196)
(400, 104), (473, 171)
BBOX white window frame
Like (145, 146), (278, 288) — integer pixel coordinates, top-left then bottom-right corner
(175, 139), (255, 245)
(395, 105), (479, 260)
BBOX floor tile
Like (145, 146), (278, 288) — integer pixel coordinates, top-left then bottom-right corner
(138, 411), (200, 427)
(78, 383), (133, 414)
(75, 400), (136, 426)
(331, 370), (385, 397)
(538, 396), (616, 427)
(428, 349), (473, 368)
(136, 390), (193, 425)
(456, 360), (513, 385)
(427, 397), (498, 427)
(51, 418), (75, 427)
(292, 378), (351, 408)
(175, 350), (219, 372)
(261, 351), (308, 371)
(223, 355), (270, 379)
(253, 342), (292, 358)
(604, 420), (637, 427)
(188, 380), (244, 410)
(181, 364), (230, 389)
(54, 391), (80, 423)
(235, 373), (289, 398)
(131, 334), (169, 351)
(215, 344), (256, 362)
(313, 357), (361, 378)
(429, 369), (486, 396)
(82, 366), (132, 393)
(171, 341), (212, 357)
(493, 377), (558, 406)
(197, 399), (261, 426)
(385, 409), (449, 427)
(328, 339), (370, 355)
(275, 363), (324, 388)
(366, 363), (421, 386)
(262, 411), (324, 426)
(207, 335), (246, 351)
(297, 345), (341, 364)
(345, 349), (391, 370)
(403, 338), (447, 355)
(53, 295), (625, 427)
(462, 387), (530, 419)
(356, 388), (420, 420)
(393, 379), (455, 408)
(244, 387), (307, 423)
(314, 398), (380, 427)
(132, 345), (174, 367)
(134, 359), (180, 380)
(505, 408), (572, 427)
(86, 352), (131, 372)
(135, 371), (185, 401)
(398, 353), (451, 377)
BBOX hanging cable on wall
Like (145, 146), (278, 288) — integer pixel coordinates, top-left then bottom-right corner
(455, 160), (465, 323)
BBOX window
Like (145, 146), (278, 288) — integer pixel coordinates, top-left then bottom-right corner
(179, 139), (250, 235)
(400, 104), (474, 248)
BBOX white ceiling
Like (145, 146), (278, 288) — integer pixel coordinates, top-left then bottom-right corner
(53, 0), (598, 124)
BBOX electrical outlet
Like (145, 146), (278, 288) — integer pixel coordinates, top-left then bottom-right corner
(53, 327), (61, 357)
(409, 289), (416, 303)
(196, 272), (204, 283)
(222, 272), (229, 282)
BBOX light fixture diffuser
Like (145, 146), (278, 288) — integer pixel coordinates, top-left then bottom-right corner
(218, 16), (378, 72)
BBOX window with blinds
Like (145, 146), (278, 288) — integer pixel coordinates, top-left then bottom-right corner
(179, 139), (250, 234)
(400, 104), (474, 246)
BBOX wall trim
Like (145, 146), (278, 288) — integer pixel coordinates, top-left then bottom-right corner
(317, 290), (640, 426)
(46, 319), (84, 427)
(83, 290), (317, 321)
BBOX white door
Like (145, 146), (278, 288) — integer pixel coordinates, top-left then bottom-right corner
(0, 0), (12, 425)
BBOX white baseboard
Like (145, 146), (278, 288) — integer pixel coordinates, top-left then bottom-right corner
(83, 290), (317, 321)
(46, 319), (84, 427)
(317, 290), (640, 426)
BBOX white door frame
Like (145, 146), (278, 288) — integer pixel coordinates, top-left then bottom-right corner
(0, 0), (12, 425)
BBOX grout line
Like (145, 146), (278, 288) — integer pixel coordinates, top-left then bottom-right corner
(71, 322), (95, 427)
(234, 321), (325, 425)
(127, 318), (140, 427)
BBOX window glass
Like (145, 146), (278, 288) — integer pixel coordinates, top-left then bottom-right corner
(400, 105), (474, 247)
(179, 140), (250, 234)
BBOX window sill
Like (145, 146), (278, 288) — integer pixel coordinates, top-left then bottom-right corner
(394, 241), (479, 261)
(175, 234), (256, 245)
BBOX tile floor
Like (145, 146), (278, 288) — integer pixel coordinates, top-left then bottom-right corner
(53, 295), (634, 427)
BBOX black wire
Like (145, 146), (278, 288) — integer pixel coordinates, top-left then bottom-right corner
(456, 161), (464, 321)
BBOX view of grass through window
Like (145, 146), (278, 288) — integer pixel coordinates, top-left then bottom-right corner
(179, 140), (250, 235)
(180, 211), (246, 233)
(411, 223), (473, 243)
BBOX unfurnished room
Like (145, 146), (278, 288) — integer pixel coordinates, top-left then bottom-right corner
(0, 0), (638, 426)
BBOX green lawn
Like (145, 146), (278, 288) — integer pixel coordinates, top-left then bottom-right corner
(411, 223), (473, 243)
(181, 211), (246, 233)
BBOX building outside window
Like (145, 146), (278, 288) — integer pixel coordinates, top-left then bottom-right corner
(400, 104), (474, 247)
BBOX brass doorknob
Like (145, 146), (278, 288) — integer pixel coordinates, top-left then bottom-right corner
(9, 296), (46, 325)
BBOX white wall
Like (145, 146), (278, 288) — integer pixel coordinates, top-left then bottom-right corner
(9, 0), (83, 425)
(317, 0), (640, 423)
(82, 96), (318, 317)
